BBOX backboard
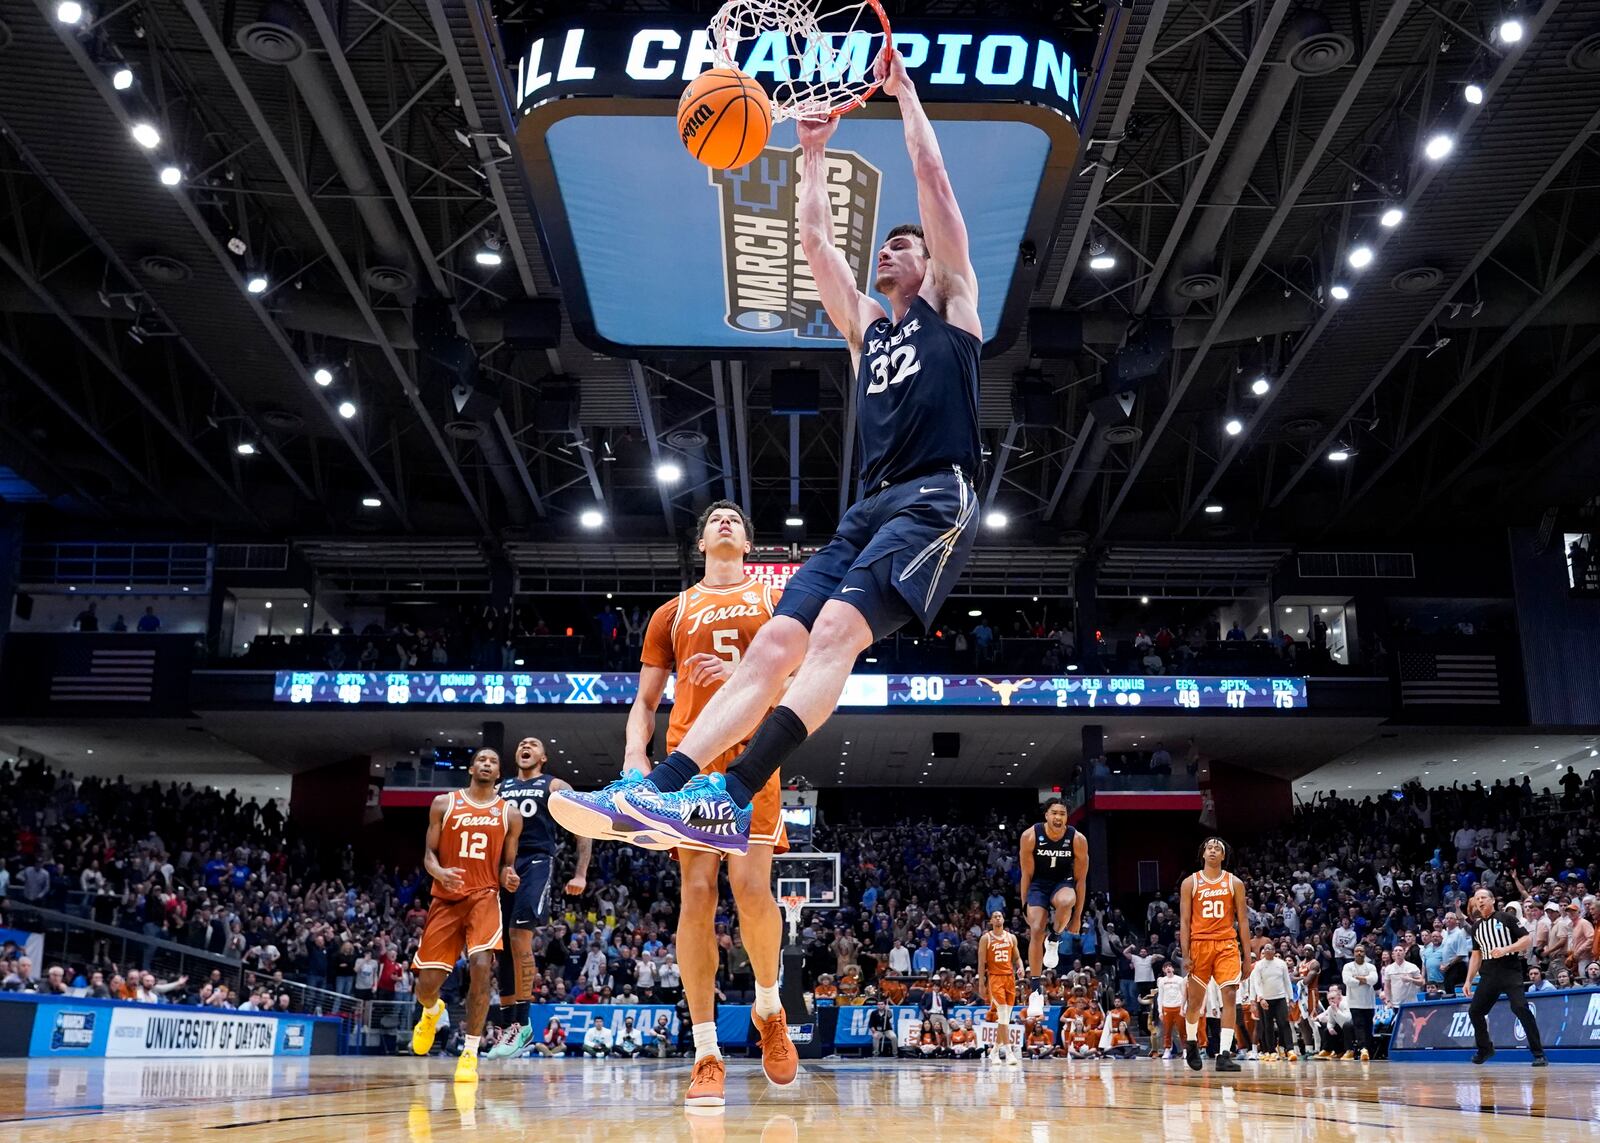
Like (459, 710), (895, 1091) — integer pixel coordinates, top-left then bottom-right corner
(770, 850), (841, 908)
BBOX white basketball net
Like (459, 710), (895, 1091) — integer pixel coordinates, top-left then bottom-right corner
(708, 0), (892, 122)
(781, 894), (807, 940)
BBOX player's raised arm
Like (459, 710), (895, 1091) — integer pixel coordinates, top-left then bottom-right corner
(422, 794), (463, 895)
(878, 47), (979, 332)
(797, 116), (883, 359)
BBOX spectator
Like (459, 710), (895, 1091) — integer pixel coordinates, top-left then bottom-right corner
(867, 999), (895, 1057)
(1440, 913), (1473, 994)
(1381, 946), (1423, 1008)
(74, 603), (99, 632)
(137, 607), (161, 632)
(581, 1021), (612, 1058)
(1313, 985), (1353, 1059)
(534, 1018), (568, 1058)
(1526, 966), (1555, 993)
(613, 1016), (643, 1058)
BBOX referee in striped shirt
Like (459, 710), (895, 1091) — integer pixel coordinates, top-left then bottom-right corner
(1464, 887), (1547, 1066)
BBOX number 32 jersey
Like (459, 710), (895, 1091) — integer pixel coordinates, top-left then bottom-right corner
(435, 789), (510, 901)
(642, 577), (780, 767)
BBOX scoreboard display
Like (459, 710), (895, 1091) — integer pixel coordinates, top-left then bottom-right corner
(273, 671), (1306, 711)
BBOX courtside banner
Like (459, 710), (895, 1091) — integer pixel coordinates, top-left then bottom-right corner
(529, 1002), (680, 1043)
(4, 995), (329, 1059)
(1390, 988), (1600, 1055)
(832, 1003), (1060, 1046)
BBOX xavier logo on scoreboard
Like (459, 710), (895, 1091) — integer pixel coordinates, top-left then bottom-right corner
(709, 145), (881, 338)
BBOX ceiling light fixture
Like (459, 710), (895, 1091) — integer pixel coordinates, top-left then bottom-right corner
(1224, 418), (1244, 436)
(1089, 253), (1116, 272)
(1140, 595), (1149, 605)
(337, 400), (357, 419)
(579, 508), (604, 529)
(1380, 207), (1405, 228)
(246, 274), (269, 295)
(1423, 132), (1455, 162)
(655, 461), (682, 484)
(784, 515), (804, 527)
(361, 497), (382, 508)
(313, 367), (334, 387)
(1250, 376), (1270, 396)
(235, 442), (257, 456)
(1463, 82), (1484, 105)
(1327, 448), (1351, 462)
(1346, 245), (1375, 270)
(1330, 283), (1351, 301)
(130, 122), (160, 149)
(112, 66), (134, 91)
(1497, 16), (1523, 43)
(159, 165), (182, 187)
(984, 510), (1008, 529)
(1204, 504), (1224, 514)
(56, 1), (84, 24)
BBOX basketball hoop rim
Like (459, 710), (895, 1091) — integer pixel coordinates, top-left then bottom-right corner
(708, 0), (893, 122)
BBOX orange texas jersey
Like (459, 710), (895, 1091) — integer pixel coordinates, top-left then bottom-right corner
(1190, 870), (1240, 942)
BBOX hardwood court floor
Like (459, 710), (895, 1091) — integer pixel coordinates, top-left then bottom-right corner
(3, 1055), (1595, 1141)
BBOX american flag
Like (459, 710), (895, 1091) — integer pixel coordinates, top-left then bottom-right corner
(1398, 651), (1500, 706)
(49, 646), (157, 702)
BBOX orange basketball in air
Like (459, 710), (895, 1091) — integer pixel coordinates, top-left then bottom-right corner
(678, 67), (772, 170)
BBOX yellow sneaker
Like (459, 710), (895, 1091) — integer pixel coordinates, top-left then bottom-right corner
(1339, 1051), (1354, 1061)
(406, 1102), (432, 1143)
(411, 1000), (445, 1056)
(1359, 1049), (1370, 1062)
(454, 1051), (480, 1084)
(1287, 1050), (1299, 1061)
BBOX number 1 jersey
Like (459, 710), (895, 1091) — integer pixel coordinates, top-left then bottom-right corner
(641, 576), (780, 767)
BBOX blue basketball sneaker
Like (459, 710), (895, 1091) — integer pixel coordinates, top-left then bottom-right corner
(616, 772), (751, 855)
(548, 771), (670, 849)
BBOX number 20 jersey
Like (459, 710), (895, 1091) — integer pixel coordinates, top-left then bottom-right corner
(855, 295), (981, 490)
(641, 576), (779, 769)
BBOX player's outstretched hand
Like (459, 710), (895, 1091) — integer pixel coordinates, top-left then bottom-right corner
(796, 116), (837, 150)
(684, 652), (735, 687)
(875, 44), (910, 97)
(564, 874), (587, 897)
(500, 865), (521, 892)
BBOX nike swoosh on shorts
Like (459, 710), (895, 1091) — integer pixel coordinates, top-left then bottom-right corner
(841, 587), (865, 594)
(919, 486), (944, 493)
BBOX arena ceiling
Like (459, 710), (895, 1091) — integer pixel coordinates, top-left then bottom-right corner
(0, 0), (1595, 547)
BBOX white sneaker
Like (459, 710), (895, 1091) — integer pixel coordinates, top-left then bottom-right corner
(1042, 935), (1060, 970)
(1006, 1048), (1020, 1067)
(1026, 991), (1045, 1019)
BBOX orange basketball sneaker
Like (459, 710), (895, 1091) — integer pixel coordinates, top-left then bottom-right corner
(752, 1009), (798, 1085)
(686, 1054), (727, 1107)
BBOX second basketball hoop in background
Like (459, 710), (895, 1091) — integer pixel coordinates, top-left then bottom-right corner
(678, 67), (772, 170)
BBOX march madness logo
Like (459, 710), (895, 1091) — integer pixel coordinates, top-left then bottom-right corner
(51, 1009), (97, 1050)
(709, 146), (881, 338)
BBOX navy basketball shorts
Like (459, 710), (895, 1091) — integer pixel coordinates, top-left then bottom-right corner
(1026, 879), (1077, 911)
(508, 854), (553, 929)
(774, 464), (978, 640)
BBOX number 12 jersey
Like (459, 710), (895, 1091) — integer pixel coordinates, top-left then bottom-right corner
(435, 789), (510, 900)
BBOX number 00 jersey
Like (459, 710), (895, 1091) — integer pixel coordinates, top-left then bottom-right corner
(641, 576), (780, 768)
(435, 789), (510, 901)
(1189, 870), (1240, 941)
(497, 773), (557, 857)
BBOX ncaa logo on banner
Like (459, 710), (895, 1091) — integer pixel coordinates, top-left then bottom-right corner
(51, 1009), (96, 1050)
(710, 147), (881, 339)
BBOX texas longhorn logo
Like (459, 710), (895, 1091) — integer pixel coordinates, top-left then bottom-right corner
(977, 677), (1037, 706)
(708, 145), (881, 338)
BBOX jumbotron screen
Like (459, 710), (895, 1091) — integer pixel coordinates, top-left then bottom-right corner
(273, 671), (1306, 710)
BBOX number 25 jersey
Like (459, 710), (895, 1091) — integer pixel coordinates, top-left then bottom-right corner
(435, 789), (510, 900)
(641, 576), (779, 767)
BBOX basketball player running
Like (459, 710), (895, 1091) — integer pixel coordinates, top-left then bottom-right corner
(977, 910), (1022, 1065)
(551, 44), (982, 856)
(565, 502), (795, 1105)
(1179, 837), (1251, 1073)
(1018, 798), (1089, 1017)
(485, 737), (591, 1059)
(409, 748), (520, 1084)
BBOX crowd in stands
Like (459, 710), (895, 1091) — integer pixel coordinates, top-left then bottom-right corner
(4, 750), (1597, 1061)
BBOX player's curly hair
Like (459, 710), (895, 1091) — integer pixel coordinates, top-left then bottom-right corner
(694, 499), (754, 544)
(1198, 836), (1231, 863)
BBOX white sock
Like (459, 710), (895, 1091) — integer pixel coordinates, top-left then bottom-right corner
(753, 983), (782, 1018)
(996, 1014), (1010, 1056)
(1219, 1028), (1234, 1054)
(463, 1034), (481, 1057)
(692, 1022), (721, 1061)
(1185, 1020), (1198, 1041)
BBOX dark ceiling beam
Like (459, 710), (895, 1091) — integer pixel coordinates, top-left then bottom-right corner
(0, 117), (321, 512)
(179, 0), (492, 536)
(1402, 326), (1600, 523)
(1266, 10), (1582, 512)
(0, 238), (265, 528)
(710, 362), (738, 504)
(1151, 0), (1419, 532)
(0, 333), (184, 519)
(1329, 227), (1600, 525)
(32, 0), (409, 528)
(629, 362), (678, 535)
(730, 361), (753, 515)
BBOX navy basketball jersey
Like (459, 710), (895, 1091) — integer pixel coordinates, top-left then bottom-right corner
(497, 773), (558, 857)
(1033, 823), (1078, 884)
(855, 295), (981, 489)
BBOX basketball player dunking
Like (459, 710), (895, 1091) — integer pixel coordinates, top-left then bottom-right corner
(485, 737), (591, 1060)
(564, 502), (794, 1106)
(1018, 798), (1089, 1017)
(551, 44), (982, 856)
(1179, 837), (1251, 1073)
(977, 910), (1022, 1066)
(409, 748), (520, 1085)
